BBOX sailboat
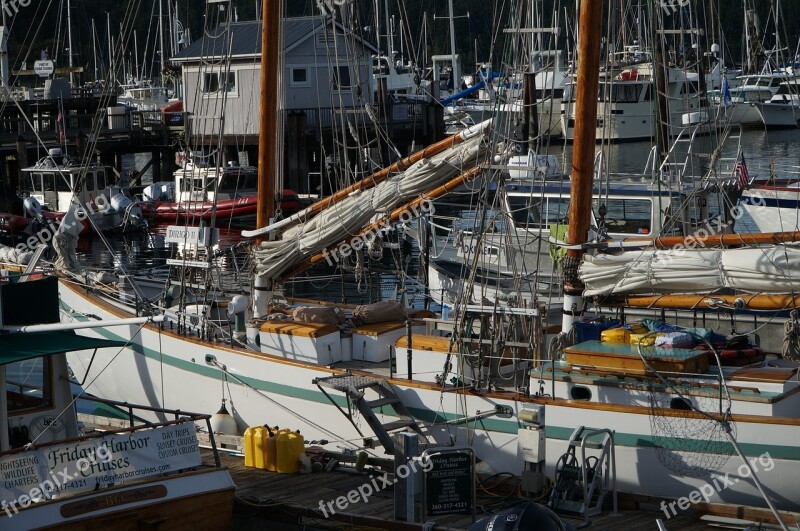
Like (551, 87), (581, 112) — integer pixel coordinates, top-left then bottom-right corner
(46, 0), (800, 521)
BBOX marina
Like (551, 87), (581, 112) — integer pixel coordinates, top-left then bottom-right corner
(2, 0), (800, 529)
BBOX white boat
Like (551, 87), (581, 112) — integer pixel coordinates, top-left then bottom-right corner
(117, 81), (171, 111)
(43, 0), (800, 520)
(561, 62), (719, 142)
(708, 73), (781, 126)
(0, 276), (234, 529)
(756, 79), (800, 128)
(20, 149), (146, 234)
(740, 180), (800, 233)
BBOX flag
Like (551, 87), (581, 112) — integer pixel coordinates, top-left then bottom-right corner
(57, 112), (65, 144)
(721, 76), (732, 108)
(735, 152), (750, 190)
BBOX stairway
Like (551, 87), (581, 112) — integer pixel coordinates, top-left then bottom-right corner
(313, 374), (430, 454)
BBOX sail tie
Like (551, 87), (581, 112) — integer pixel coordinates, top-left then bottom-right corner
(782, 310), (800, 363)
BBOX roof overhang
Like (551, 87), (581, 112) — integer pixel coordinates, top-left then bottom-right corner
(0, 331), (126, 365)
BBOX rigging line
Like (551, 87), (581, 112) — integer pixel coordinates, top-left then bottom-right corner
(204, 359), (357, 448)
(28, 319), (151, 447)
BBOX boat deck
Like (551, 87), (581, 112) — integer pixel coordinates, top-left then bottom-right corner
(207, 448), (717, 530)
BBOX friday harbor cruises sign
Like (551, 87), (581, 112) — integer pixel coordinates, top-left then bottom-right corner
(0, 422), (201, 504)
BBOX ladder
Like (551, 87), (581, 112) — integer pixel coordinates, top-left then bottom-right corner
(313, 373), (430, 454)
(549, 426), (618, 527)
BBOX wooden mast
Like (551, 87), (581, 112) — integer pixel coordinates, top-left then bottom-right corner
(256, 0), (279, 234)
(253, 0), (282, 317)
(561, 0), (603, 332)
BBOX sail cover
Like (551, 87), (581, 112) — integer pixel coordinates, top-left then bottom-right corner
(579, 245), (800, 296)
(253, 129), (493, 280)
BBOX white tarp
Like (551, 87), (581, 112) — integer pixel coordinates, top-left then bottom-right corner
(253, 128), (494, 279)
(579, 245), (800, 296)
(0, 421), (200, 505)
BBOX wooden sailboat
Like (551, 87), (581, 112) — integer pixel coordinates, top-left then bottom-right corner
(50, 0), (800, 522)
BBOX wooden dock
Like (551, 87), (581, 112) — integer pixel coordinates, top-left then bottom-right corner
(207, 448), (718, 530)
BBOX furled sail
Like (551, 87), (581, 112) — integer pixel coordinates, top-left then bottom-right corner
(253, 128), (494, 280)
(580, 244), (800, 296)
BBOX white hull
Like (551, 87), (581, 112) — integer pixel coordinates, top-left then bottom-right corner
(59, 280), (800, 511)
(756, 102), (800, 128)
(740, 187), (800, 232)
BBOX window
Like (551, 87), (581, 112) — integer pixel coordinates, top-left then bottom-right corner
(670, 397), (692, 410)
(85, 173), (95, 192)
(96, 171), (107, 190)
(570, 386), (592, 401)
(332, 66), (351, 90)
(203, 71), (236, 94)
(507, 196), (569, 229)
(594, 198), (651, 235)
(42, 172), (67, 192)
(6, 358), (53, 413)
(291, 67), (309, 87)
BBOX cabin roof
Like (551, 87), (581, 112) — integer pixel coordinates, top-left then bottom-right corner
(172, 16), (378, 63)
(0, 331), (125, 365)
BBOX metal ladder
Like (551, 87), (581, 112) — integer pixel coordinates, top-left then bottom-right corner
(313, 373), (430, 454)
(549, 425), (618, 527)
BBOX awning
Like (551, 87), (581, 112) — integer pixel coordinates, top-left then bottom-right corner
(0, 331), (126, 366)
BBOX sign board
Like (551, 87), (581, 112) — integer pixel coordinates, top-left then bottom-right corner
(423, 448), (475, 518)
(34, 60), (54, 77)
(0, 422), (201, 504)
(164, 225), (219, 247)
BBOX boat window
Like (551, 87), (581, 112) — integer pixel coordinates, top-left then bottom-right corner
(332, 66), (352, 90)
(42, 172), (70, 192)
(670, 397), (692, 410)
(6, 357), (53, 413)
(570, 386), (592, 401)
(219, 173), (256, 193)
(85, 172), (95, 192)
(594, 198), (651, 234)
(25, 173), (41, 192)
(96, 170), (107, 190)
(606, 83), (643, 103)
(507, 195), (570, 229)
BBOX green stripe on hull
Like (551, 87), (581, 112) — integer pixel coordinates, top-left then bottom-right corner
(545, 426), (800, 460)
(61, 300), (800, 458)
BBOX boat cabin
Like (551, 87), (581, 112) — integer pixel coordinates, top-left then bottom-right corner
(20, 150), (112, 213)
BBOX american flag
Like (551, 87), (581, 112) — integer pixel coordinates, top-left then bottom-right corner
(735, 152), (750, 190)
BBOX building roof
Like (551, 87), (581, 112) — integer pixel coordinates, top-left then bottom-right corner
(172, 16), (378, 63)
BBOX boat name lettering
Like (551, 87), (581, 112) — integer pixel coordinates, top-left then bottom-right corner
(0, 456), (38, 471)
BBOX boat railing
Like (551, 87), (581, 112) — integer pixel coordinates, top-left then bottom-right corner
(0, 396), (224, 468)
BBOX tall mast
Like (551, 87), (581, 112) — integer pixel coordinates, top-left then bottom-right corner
(561, 0), (603, 333)
(158, 0), (166, 78)
(256, 0), (280, 231)
(134, 30), (139, 81)
(107, 12), (113, 85)
(92, 19), (98, 82)
(447, 0), (459, 91)
(66, 0), (74, 85)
